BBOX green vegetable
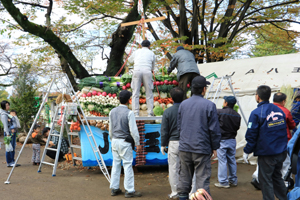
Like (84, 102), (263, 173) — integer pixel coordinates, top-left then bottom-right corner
(234, 105), (239, 112)
(161, 85), (168, 93)
(111, 86), (119, 94)
(153, 106), (164, 116)
(121, 74), (132, 84)
(103, 86), (112, 93)
(78, 76), (110, 89)
(155, 75), (162, 81)
(4, 136), (12, 145)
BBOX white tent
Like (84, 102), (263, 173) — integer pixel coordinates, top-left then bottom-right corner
(198, 53), (300, 162)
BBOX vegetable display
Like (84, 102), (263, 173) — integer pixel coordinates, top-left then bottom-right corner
(77, 73), (192, 127)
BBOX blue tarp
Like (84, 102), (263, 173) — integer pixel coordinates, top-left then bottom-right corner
(80, 124), (168, 167)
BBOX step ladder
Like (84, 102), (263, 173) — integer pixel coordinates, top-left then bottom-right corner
(38, 102), (68, 176)
(61, 74), (111, 182)
(206, 75), (248, 125)
(5, 73), (111, 184)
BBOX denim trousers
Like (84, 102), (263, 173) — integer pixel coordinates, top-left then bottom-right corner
(217, 139), (237, 185)
(258, 151), (287, 200)
(110, 139), (135, 193)
(5, 132), (16, 165)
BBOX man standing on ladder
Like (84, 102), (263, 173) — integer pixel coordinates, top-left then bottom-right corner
(128, 40), (156, 117)
(167, 46), (200, 99)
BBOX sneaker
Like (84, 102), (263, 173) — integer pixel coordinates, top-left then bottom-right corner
(229, 182), (237, 187)
(251, 178), (261, 190)
(214, 182), (230, 188)
(125, 191), (142, 198)
(111, 188), (122, 196)
(168, 194), (179, 199)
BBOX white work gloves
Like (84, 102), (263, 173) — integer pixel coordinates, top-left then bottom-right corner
(161, 146), (167, 155)
(243, 152), (249, 164)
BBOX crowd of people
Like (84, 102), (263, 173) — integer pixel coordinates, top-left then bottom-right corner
(110, 40), (300, 200)
(2, 39), (300, 200)
(0, 99), (69, 167)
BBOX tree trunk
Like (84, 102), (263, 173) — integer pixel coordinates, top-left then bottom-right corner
(58, 53), (79, 91)
(1, 0), (90, 79)
(105, 0), (150, 76)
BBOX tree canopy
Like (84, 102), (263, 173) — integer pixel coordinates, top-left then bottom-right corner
(0, 0), (299, 85)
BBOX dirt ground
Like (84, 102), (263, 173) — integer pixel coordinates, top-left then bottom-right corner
(0, 136), (263, 200)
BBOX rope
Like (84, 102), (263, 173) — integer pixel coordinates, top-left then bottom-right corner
(114, 19), (143, 77)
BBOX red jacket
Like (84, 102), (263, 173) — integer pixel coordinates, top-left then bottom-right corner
(273, 103), (296, 140)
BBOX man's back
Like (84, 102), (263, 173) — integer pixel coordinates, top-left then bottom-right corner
(178, 95), (221, 154)
(217, 107), (241, 140)
(128, 47), (155, 71)
(244, 101), (287, 156)
(169, 50), (199, 79)
(161, 104), (180, 146)
(274, 103), (296, 140)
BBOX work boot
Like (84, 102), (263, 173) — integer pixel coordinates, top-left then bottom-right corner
(111, 188), (122, 196)
(125, 191), (142, 198)
(251, 178), (261, 190)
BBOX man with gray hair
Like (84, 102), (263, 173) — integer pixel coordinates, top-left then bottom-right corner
(128, 40), (156, 117)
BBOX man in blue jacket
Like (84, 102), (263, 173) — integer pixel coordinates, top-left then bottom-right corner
(177, 76), (221, 200)
(244, 85), (288, 200)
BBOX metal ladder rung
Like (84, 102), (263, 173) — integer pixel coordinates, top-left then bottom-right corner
(70, 144), (81, 149)
(42, 161), (55, 166)
(49, 133), (60, 137)
(46, 147), (58, 151)
(68, 132), (79, 136)
(73, 157), (82, 161)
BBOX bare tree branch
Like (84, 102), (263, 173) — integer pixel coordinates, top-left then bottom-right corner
(61, 17), (107, 33)
(45, 0), (53, 27)
(15, 0), (48, 9)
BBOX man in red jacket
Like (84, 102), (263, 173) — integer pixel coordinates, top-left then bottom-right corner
(273, 92), (296, 141)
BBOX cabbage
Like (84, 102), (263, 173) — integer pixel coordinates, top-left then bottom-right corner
(141, 104), (147, 111)
(121, 73), (132, 84)
(153, 92), (159, 97)
(88, 104), (95, 110)
(141, 86), (146, 93)
(154, 101), (160, 107)
(160, 92), (168, 99)
(153, 105), (164, 116)
(187, 90), (191, 98)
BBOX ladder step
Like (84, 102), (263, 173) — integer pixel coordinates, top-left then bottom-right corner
(73, 157), (82, 161)
(70, 144), (81, 149)
(42, 161), (55, 166)
(68, 132), (79, 136)
(46, 147), (58, 151)
(49, 133), (60, 137)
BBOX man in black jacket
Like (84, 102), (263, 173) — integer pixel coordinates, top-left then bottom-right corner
(161, 87), (184, 199)
(214, 96), (241, 188)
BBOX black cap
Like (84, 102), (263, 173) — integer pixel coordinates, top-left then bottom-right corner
(224, 96), (237, 105)
(141, 40), (150, 47)
(119, 90), (132, 102)
(191, 76), (211, 88)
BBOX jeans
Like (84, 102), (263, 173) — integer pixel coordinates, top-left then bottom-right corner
(217, 139), (237, 185)
(178, 151), (211, 198)
(5, 132), (16, 165)
(258, 151), (287, 200)
(110, 139), (135, 193)
(131, 70), (153, 116)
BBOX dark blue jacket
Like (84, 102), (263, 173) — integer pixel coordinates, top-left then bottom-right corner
(292, 101), (300, 126)
(244, 101), (287, 156)
(161, 103), (180, 147)
(178, 95), (221, 154)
